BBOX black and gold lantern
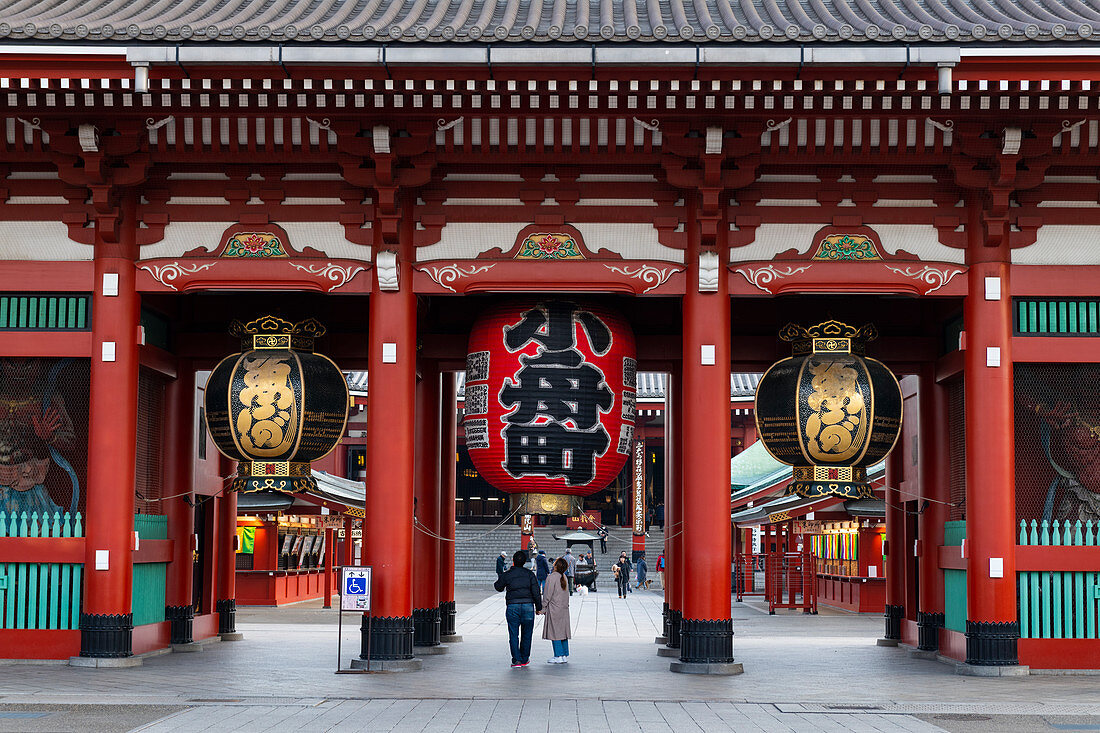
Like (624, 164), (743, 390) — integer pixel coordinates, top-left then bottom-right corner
(204, 316), (349, 493)
(754, 321), (902, 500)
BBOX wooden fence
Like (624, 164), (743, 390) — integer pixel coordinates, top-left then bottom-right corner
(0, 511), (83, 630)
(1018, 519), (1100, 639)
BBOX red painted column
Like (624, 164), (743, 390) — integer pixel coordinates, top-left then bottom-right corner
(663, 368), (682, 648)
(917, 365), (949, 651)
(883, 440), (906, 642)
(962, 202), (1018, 666)
(322, 527), (334, 608)
(164, 366), (196, 644)
(216, 486), (239, 637)
(675, 198), (735, 671)
(439, 371), (459, 639)
(412, 363), (441, 647)
(362, 240), (417, 663)
(342, 515), (354, 566)
(81, 194), (141, 658)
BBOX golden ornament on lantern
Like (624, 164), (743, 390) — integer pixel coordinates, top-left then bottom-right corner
(754, 320), (902, 500)
(204, 316), (350, 494)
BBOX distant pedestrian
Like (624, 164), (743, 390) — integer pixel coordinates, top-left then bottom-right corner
(656, 503), (665, 529)
(496, 551), (508, 578)
(493, 550), (543, 668)
(598, 527), (608, 554)
(614, 552), (632, 598)
(542, 558), (572, 664)
(563, 548), (578, 595)
(535, 549), (551, 587)
(635, 553), (648, 590)
(656, 552), (666, 589)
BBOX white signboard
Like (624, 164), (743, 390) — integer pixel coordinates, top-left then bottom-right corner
(340, 566), (372, 611)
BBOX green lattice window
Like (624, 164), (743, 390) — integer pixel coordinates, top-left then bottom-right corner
(0, 295), (89, 330)
(1015, 299), (1100, 336)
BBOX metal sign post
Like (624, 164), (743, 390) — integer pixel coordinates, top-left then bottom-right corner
(335, 565), (373, 674)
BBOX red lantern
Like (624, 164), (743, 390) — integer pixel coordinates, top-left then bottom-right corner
(465, 300), (637, 514)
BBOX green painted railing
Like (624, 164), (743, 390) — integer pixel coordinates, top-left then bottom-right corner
(1018, 519), (1100, 639)
(0, 294), (89, 330)
(132, 514), (167, 626)
(0, 511), (83, 630)
(943, 520), (967, 633)
(1015, 298), (1100, 335)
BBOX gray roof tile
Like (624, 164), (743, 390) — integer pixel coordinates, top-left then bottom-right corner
(0, 0), (1095, 43)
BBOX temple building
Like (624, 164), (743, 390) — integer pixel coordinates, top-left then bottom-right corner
(0, 0), (1098, 675)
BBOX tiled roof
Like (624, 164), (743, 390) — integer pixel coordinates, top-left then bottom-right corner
(0, 0), (1095, 45)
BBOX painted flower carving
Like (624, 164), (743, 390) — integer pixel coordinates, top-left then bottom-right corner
(241, 233), (267, 253)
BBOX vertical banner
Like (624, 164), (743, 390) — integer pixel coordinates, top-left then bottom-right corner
(520, 514), (534, 550)
(632, 439), (646, 556)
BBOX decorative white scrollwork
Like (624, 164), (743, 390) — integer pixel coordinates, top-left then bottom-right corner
(734, 264), (811, 293)
(422, 263), (495, 292)
(632, 117), (660, 132)
(603, 264), (682, 294)
(437, 117), (464, 131)
(765, 118), (793, 132)
(926, 118), (954, 134)
(289, 262), (366, 292)
(139, 261), (215, 290)
(884, 265), (964, 294)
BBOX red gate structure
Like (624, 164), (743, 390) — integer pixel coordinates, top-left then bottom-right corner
(765, 551), (818, 615)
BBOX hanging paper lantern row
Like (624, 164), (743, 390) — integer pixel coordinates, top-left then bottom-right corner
(464, 300), (637, 511)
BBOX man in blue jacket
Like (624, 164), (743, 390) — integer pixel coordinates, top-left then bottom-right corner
(494, 550), (543, 668)
(535, 549), (551, 588)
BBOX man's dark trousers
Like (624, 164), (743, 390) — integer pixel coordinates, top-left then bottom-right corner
(505, 603), (535, 664)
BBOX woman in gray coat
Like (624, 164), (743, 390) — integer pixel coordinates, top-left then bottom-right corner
(542, 557), (572, 664)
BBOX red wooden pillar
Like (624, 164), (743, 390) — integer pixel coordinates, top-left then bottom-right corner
(342, 515), (354, 566)
(882, 441), (906, 643)
(412, 363), (441, 647)
(361, 242), (417, 665)
(80, 193), (141, 660)
(164, 366), (196, 645)
(662, 368), (682, 649)
(962, 205), (1019, 667)
(322, 527), (335, 608)
(674, 201), (737, 673)
(439, 372), (459, 639)
(916, 365), (949, 651)
(216, 487), (239, 637)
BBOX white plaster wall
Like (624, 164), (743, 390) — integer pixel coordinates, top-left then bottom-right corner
(1013, 227), (1100, 265)
(729, 223), (964, 264)
(0, 222), (92, 260)
(140, 221), (372, 261)
(416, 222), (684, 263)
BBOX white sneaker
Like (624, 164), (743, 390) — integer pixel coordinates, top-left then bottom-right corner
(547, 657), (561, 664)
(559, 656), (568, 663)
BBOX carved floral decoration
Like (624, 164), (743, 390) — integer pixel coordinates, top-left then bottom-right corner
(811, 234), (881, 262)
(516, 233), (584, 260)
(222, 232), (289, 258)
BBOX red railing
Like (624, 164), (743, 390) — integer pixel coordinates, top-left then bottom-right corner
(765, 551), (818, 615)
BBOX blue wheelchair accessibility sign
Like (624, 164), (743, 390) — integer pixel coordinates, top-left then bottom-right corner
(340, 566), (372, 611)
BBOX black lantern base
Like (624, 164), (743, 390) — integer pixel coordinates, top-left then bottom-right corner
(233, 475), (316, 494)
(216, 599), (237, 634)
(917, 611), (945, 651)
(413, 607), (441, 647)
(79, 613), (133, 658)
(666, 608), (682, 649)
(883, 604), (904, 641)
(165, 605), (194, 645)
(679, 618), (735, 664)
(790, 480), (875, 501)
(439, 600), (457, 638)
(965, 620), (1019, 666)
(361, 615), (414, 660)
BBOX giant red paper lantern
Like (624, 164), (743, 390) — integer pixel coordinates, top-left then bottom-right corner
(465, 300), (637, 514)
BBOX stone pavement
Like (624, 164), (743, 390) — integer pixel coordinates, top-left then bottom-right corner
(0, 588), (1096, 731)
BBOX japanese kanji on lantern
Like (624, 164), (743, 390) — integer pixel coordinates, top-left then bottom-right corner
(755, 320), (902, 500)
(204, 315), (350, 494)
(465, 300), (637, 515)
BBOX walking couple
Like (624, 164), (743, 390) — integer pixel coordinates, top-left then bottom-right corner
(494, 550), (572, 667)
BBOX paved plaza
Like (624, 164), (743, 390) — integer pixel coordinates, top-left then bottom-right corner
(0, 588), (1098, 730)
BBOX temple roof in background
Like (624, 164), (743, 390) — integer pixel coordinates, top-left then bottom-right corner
(0, 0), (1096, 46)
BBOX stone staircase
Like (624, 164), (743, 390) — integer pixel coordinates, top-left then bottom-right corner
(453, 522), (666, 586)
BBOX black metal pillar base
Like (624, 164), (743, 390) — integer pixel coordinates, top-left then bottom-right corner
(79, 613), (133, 658)
(662, 601), (669, 639)
(439, 600), (457, 638)
(917, 611), (945, 652)
(216, 599), (236, 634)
(412, 606), (441, 647)
(679, 618), (734, 664)
(883, 604), (904, 641)
(165, 605), (194, 645)
(666, 608), (682, 648)
(965, 620), (1019, 666)
(361, 615), (414, 660)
